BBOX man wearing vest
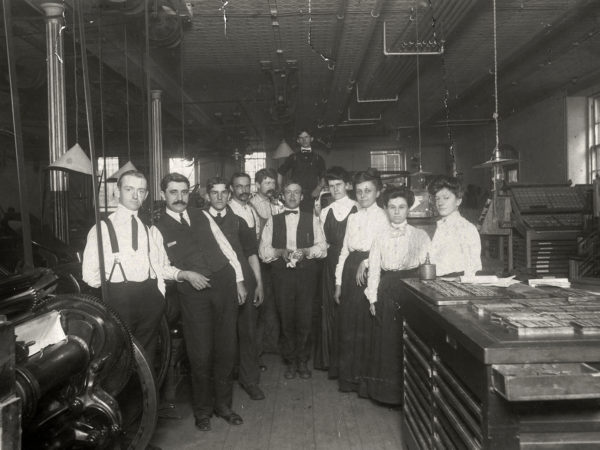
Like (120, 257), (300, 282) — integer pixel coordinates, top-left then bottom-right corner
(152, 173), (247, 432)
(206, 176), (265, 401)
(82, 170), (171, 370)
(259, 181), (327, 379)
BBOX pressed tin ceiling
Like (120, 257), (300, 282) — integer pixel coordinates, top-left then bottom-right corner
(1, 0), (599, 159)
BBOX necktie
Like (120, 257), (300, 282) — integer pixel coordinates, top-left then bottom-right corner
(180, 213), (189, 227)
(131, 215), (138, 250)
(284, 210), (298, 215)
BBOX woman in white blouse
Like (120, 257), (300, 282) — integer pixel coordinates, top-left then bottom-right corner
(334, 168), (389, 394)
(428, 175), (482, 277)
(364, 187), (430, 405)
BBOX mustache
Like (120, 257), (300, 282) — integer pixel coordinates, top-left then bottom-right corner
(239, 192), (250, 199)
(173, 201), (187, 205)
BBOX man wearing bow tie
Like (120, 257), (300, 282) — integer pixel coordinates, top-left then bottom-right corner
(277, 129), (326, 213)
(259, 181), (327, 379)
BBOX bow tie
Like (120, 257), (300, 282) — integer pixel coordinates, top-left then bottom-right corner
(284, 210), (298, 215)
(300, 147), (311, 153)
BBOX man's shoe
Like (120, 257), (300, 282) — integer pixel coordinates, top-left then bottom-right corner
(284, 363), (297, 379)
(194, 416), (211, 431)
(216, 409), (243, 425)
(297, 361), (312, 379)
(242, 384), (265, 400)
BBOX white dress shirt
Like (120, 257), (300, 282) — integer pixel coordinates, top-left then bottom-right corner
(259, 208), (327, 263)
(250, 194), (284, 221)
(228, 198), (260, 235)
(365, 222), (431, 303)
(429, 210), (482, 276)
(82, 204), (179, 295)
(149, 207), (244, 283)
(335, 202), (389, 286)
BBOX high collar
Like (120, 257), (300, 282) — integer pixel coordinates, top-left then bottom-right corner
(165, 207), (187, 222)
(209, 206), (227, 217)
(229, 197), (248, 208)
(390, 221), (408, 230)
(116, 203), (139, 217)
(300, 147), (312, 153)
(360, 202), (380, 213)
(439, 210), (461, 224)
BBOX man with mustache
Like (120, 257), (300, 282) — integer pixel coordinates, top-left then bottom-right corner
(82, 170), (170, 368)
(204, 175), (265, 400)
(151, 172), (247, 432)
(249, 168), (283, 368)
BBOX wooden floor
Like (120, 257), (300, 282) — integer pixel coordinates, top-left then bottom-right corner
(151, 354), (404, 450)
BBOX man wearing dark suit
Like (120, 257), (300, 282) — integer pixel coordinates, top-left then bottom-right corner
(259, 181), (327, 379)
(151, 173), (247, 432)
(206, 176), (265, 401)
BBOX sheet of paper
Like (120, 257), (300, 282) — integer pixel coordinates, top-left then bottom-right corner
(14, 310), (66, 356)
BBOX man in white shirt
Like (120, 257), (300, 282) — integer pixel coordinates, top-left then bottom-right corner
(228, 172), (261, 238)
(82, 170), (170, 368)
(259, 181), (327, 379)
(249, 168), (283, 369)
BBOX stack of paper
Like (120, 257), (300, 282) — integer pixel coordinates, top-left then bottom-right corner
(528, 278), (571, 288)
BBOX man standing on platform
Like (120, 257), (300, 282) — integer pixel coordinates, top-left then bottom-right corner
(82, 170), (168, 368)
(277, 129), (326, 213)
(249, 168), (283, 368)
(152, 172), (247, 432)
(207, 175), (266, 401)
(259, 180), (327, 379)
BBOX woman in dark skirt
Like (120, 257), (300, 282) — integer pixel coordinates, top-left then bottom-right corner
(334, 168), (388, 394)
(314, 167), (357, 377)
(364, 187), (430, 404)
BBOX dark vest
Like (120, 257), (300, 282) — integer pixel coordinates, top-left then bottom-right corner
(271, 211), (315, 270)
(155, 208), (229, 293)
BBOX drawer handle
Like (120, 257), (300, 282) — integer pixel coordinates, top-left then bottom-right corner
(445, 334), (458, 350)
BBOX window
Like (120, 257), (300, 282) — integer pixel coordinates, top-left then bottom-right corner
(98, 157), (119, 212)
(169, 158), (196, 187)
(244, 152), (266, 190)
(589, 95), (600, 181)
(370, 150), (407, 172)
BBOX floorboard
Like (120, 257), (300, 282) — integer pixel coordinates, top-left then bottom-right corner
(151, 354), (404, 449)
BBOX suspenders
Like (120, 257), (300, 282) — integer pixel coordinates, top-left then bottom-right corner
(102, 218), (150, 283)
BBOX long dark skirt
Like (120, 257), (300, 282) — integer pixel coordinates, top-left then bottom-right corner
(313, 250), (340, 376)
(366, 268), (418, 405)
(337, 250), (372, 394)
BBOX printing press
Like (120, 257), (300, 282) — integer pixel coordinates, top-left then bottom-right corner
(0, 268), (158, 449)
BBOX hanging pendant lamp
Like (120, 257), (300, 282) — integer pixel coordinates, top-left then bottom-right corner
(409, 7), (431, 182)
(273, 139), (294, 159)
(474, 0), (518, 171)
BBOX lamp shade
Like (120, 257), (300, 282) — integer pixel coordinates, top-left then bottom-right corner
(107, 161), (138, 181)
(272, 139), (294, 159)
(47, 143), (93, 175)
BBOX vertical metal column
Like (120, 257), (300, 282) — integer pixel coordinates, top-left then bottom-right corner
(42, 2), (69, 243)
(150, 90), (163, 200)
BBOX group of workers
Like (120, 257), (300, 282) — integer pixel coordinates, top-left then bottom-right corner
(81, 129), (482, 437)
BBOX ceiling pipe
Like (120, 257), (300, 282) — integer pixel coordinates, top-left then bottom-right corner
(322, 0), (387, 124)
